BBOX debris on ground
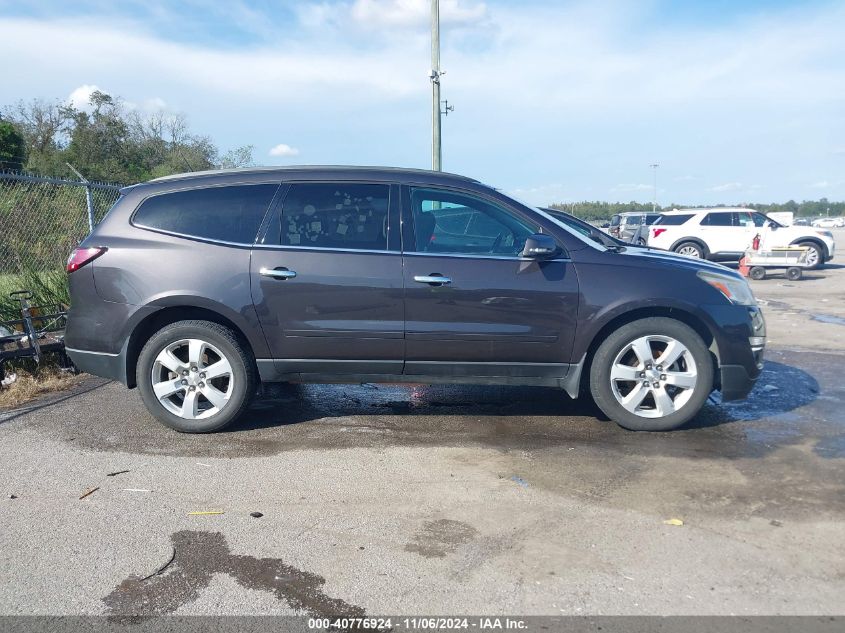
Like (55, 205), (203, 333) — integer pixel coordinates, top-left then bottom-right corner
(106, 470), (129, 477)
(79, 486), (100, 500)
(510, 475), (529, 488)
(663, 518), (684, 526)
(250, 512), (263, 518)
(140, 546), (176, 581)
(9, 494), (17, 499)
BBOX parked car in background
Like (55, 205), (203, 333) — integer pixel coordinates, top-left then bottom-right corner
(541, 208), (637, 249)
(812, 217), (844, 228)
(65, 166), (765, 433)
(793, 218), (811, 226)
(608, 212), (662, 242)
(647, 208), (835, 269)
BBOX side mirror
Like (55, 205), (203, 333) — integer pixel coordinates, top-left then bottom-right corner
(521, 233), (559, 258)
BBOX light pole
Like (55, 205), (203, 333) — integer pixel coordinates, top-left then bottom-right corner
(650, 163), (659, 213)
(430, 0), (442, 171)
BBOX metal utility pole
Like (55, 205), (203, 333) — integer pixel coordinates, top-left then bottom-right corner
(430, 0), (442, 171)
(650, 163), (659, 213)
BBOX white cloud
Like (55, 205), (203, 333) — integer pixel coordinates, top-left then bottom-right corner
(269, 143), (300, 157)
(67, 84), (102, 110)
(3, 2), (845, 203)
(710, 182), (744, 192)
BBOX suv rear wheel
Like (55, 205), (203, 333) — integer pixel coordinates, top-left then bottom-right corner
(589, 317), (713, 431)
(674, 241), (705, 259)
(137, 320), (256, 433)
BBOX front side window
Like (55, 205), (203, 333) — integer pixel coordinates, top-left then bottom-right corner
(609, 215), (621, 227)
(133, 184), (279, 244)
(409, 187), (536, 256)
(276, 183), (390, 250)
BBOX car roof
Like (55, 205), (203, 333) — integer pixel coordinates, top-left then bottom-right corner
(663, 207), (750, 214)
(148, 165), (481, 186)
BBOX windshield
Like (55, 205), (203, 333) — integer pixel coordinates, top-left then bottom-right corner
(539, 208), (631, 249)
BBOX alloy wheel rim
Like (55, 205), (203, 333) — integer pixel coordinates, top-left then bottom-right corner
(678, 245), (701, 258)
(609, 335), (698, 419)
(804, 247), (819, 267)
(151, 338), (234, 419)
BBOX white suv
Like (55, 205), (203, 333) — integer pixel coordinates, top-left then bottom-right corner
(647, 208), (835, 269)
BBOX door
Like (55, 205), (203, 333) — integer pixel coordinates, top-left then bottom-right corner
(699, 211), (747, 254)
(401, 185), (579, 378)
(251, 182), (404, 376)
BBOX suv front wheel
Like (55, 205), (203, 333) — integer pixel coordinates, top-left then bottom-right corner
(589, 317), (714, 431)
(137, 320), (257, 433)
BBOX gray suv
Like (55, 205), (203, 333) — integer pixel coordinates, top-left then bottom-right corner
(65, 167), (765, 433)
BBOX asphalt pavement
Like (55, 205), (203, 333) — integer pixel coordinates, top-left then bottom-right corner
(0, 344), (843, 617)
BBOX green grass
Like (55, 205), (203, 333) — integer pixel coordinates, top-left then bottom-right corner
(0, 269), (69, 322)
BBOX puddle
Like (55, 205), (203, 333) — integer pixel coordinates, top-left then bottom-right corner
(104, 531), (367, 618)
(811, 313), (845, 325)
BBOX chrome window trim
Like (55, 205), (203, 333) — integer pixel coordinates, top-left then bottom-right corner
(405, 251), (571, 262)
(132, 225), (255, 248)
(252, 244), (400, 255)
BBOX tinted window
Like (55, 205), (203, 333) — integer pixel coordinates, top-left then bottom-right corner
(134, 184), (278, 244)
(610, 215), (621, 226)
(750, 212), (774, 227)
(655, 214), (693, 226)
(410, 188), (536, 256)
(701, 212), (737, 227)
(645, 214), (661, 224)
(624, 216), (642, 226)
(277, 183), (389, 250)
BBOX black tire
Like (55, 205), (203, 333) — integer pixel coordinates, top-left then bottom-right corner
(796, 241), (823, 269)
(673, 241), (705, 259)
(136, 320), (256, 433)
(786, 267), (802, 281)
(589, 317), (714, 431)
(749, 266), (766, 281)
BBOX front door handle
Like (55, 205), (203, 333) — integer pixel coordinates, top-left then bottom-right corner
(260, 267), (297, 280)
(414, 274), (451, 286)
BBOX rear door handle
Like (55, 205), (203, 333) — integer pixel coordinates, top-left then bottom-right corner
(414, 274), (451, 285)
(260, 267), (297, 280)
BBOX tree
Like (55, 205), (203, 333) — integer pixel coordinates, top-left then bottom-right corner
(0, 119), (26, 170)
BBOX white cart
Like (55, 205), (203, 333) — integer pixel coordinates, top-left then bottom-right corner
(742, 247), (810, 281)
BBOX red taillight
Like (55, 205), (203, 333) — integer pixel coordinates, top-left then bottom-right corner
(66, 247), (107, 273)
(652, 228), (667, 238)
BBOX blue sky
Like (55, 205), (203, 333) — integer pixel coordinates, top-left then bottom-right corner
(1, 0), (843, 205)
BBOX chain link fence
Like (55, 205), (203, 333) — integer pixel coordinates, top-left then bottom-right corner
(0, 170), (123, 275)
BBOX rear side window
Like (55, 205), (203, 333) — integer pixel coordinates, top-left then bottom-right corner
(701, 212), (737, 227)
(276, 183), (390, 251)
(625, 216), (642, 226)
(133, 184), (278, 244)
(645, 214), (661, 224)
(655, 214), (693, 225)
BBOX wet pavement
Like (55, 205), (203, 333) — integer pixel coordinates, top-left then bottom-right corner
(0, 346), (843, 615)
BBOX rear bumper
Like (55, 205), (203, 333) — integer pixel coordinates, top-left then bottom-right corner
(66, 345), (128, 386)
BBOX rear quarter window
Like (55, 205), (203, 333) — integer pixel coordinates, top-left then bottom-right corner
(655, 214), (694, 226)
(132, 184), (279, 244)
